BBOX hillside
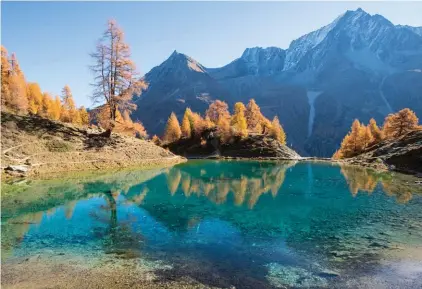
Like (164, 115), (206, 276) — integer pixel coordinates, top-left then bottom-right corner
(345, 130), (422, 175)
(132, 8), (422, 157)
(1, 112), (185, 178)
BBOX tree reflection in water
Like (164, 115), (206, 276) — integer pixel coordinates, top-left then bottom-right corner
(339, 164), (418, 203)
(164, 161), (296, 209)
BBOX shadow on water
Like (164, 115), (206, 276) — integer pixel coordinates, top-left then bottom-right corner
(2, 160), (422, 288)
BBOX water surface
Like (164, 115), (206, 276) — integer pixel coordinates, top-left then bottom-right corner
(2, 161), (422, 288)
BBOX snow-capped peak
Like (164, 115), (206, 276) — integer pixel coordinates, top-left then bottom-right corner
(283, 9), (347, 70)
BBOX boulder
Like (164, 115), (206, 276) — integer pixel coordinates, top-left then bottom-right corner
(5, 165), (30, 173)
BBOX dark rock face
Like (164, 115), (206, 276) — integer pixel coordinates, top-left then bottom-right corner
(220, 134), (301, 159)
(164, 129), (301, 160)
(347, 130), (422, 174)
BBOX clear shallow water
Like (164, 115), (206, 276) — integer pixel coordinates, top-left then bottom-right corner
(2, 161), (422, 288)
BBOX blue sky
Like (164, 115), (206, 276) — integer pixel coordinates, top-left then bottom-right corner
(2, 1), (422, 108)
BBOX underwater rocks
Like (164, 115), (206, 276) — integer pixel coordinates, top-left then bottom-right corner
(265, 263), (335, 288)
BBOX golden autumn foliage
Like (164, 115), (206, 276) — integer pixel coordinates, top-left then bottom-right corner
(90, 19), (141, 134)
(26, 83), (43, 114)
(190, 112), (206, 137)
(1, 47), (28, 113)
(230, 102), (248, 137)
(335, 109), (420, 159)
(269, 116), (286, 145)
(361, 124), (374, 149)
(1, 46), (88, 126)
(79, 106), (89, 125)
(245, 99), (265, 133)
(152, 135), (162, 146)
(205, 100), (231, 123)
(60, 85), (80, 124)
(94, 105), (147, 137)
(217, 115), (231, 143)
(52, 96), (62, 120)
(181, 108), (192, 138)
(119, 110), (148, 138)
(335, 119), (364, 158)
(383, 108), (419, 138)
(96, 105), (121, 130)
(163, 99), (289, 145)
(368, 118), (384, 143)
(163, 112), (182, 143)
(41, 92), (55, 119)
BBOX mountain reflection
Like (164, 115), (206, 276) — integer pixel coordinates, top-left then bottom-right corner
(164, 161), (296, 208)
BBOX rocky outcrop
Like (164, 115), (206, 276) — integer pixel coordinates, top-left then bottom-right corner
(345, 130), (422, 175)
(164, 129), (301, 160)
(220, 134), (301, 159)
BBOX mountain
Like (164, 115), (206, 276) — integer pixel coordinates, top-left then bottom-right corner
(397, 25), (422, 37)
(133, 8), (422, 156)
(208, 47), (286, 79)
(133, 51), (227, 134)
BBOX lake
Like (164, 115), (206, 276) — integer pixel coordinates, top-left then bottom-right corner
(2, 160), (422, 288)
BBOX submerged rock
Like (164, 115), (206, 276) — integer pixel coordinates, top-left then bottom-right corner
(266, 263), (328, 288)
(318, 270), (341, 278)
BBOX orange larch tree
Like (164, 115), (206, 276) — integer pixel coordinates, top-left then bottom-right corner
(52, 96), (62, 120)
(163, 112), (182, 143)
(217, 115), (231, 143)
(1, 50), (28, 113)
(383, 108), (419, 138)
(360, 124), (374, 149)
(41, 92), (54, 119)
(245, 99), (264, 133)
(79, 106), (89, 125)
(205, 100), (231, 124)
(230, 102), (248, 137)
(90, 19), (141, 136)
(181, 108), (192, 138)
(26, 83), (44, 115)
(368, 118), (383, 143)
(269, 116), (286, 145)
(1, 46), (11, 108)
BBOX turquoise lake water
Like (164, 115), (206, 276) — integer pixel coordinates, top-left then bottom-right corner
(2, 160), (422, 288)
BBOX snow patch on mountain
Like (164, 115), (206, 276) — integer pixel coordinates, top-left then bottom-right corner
(307, 91), (322, 138)
(379, 76), (393, 114)
(284, 12), (344, 70)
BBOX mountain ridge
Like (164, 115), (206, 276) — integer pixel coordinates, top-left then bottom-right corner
(132, 8), (422, 157)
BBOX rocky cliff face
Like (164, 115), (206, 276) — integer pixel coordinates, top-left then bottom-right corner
(346, 130), (422, 175)
(132, 8), (422, 157)
(164, 129), (301, 160)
